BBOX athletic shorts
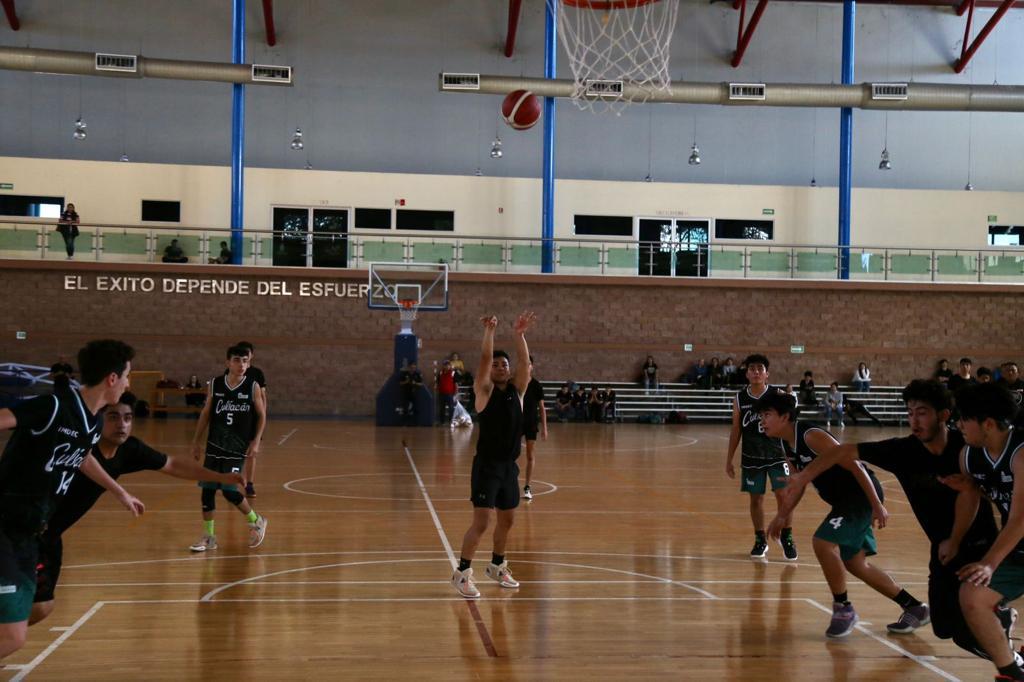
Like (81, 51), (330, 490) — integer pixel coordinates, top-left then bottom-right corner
(198, 454), (244, 491)
(740, 462), (790, 495)
(813, 503), (877, 562)
(989, 559), (1024, 602)
(523, 421), (539, 441)
(34, 533), (63, 604)
(470, 457), (520, 510)
(0, 526), (39, 623)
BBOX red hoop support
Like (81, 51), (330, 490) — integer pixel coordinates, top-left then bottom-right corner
(561, 0), (658, 9)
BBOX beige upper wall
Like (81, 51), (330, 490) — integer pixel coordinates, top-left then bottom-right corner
(1, 155), (1022, 248)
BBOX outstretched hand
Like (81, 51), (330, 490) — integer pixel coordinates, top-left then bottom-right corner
(513, 311), (537, 335)
(480, 315), (498, 330)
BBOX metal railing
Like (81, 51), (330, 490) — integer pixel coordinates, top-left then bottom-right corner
(2, 217), (1022, 284)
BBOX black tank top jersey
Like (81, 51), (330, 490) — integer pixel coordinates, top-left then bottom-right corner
(783, 422), (882, 508)
(0, 386), (101, 534)
(963, 428), (1024, 557)
(475, 383), (523, 462)
(736, 385), (786, 468)
(206, 374), (257, 459)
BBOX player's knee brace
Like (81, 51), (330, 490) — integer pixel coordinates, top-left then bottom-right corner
(201, 487), (216, 512)
(222, 488), (245, 506)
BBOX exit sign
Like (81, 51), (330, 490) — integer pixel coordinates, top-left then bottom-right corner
(988, 215), (998, 222)
(790, 345), (805, 354)
(762, 208), (775, 216)
(0, 183), (12, 190)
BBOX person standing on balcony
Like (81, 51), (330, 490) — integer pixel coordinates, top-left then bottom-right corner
(56, 203), (80, 259)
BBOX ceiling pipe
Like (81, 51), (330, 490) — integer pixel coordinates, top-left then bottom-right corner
(0, 46), (291, 85)
(731, 0), (770, 67)
(440, 74), (1024, 112)
(953, 0), (1014, 72)
(0, 0), (19, 31)
(504, 0), (523, 58)
(261, 0), (277, 47)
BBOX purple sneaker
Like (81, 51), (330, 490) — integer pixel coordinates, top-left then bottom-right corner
(826, 602), (858, 639)
(886, 603), (930, 634)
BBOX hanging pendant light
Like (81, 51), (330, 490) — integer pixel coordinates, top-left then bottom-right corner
(489, 136), (503, 159)
(290, 128), (304, 151)
(72, 117), (87, 141)
(878, 148), (891, 171)
(688, 143), (701, 166)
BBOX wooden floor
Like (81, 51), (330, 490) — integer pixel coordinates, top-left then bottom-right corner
(2, 420), (1008, 680)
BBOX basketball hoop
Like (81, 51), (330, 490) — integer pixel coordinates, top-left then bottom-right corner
(548, 0), (679, 114)
(399, 299), (418, 324)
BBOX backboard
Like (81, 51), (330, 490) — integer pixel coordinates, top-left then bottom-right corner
(367, 262), (449, 312)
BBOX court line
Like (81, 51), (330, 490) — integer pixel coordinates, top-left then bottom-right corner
(276, 428), (298, 446)
(11, 601), (105, 682)
(57, 578), (930, 588)
(804, 598), (960, 682)
(282, 472), (558, 502)
(402, 444), (498, 658)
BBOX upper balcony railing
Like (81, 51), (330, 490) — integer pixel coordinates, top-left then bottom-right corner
(3, 217), (1023, 284)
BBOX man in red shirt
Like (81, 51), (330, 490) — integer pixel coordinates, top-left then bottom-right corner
(437, 360), (458, 425)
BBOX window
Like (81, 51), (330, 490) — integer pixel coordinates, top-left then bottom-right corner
(141, 200), (181, 222)
(355, 208), (392, 230)
(0, 195), (64, 218)
(989, 225), (1024, 247)
(395, 209), (454, 231)
(573, 214), (633, 237)
(715, 219), (773, 240)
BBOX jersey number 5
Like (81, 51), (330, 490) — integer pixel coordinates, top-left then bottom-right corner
(225, 413), (233, 425)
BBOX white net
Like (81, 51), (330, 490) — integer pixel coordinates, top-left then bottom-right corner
(549, 0), (680, 114)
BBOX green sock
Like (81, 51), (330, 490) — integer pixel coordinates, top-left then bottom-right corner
(246, 510), (259, 524)
(204, 520), (215, 536)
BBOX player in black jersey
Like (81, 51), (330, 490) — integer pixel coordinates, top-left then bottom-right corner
(189, 344), (267, 553)
(757, 391), (926, 640)
(31, 396), (244, 626)
(451, 313), (536, 599)
(948, 383), (1024, 681)
(0, 339), (144, 658)
(725, 354), (796, 560)
(770, 380), (1013, 657)
(521, 356), (547, 502)
(236, 341), (266, 498)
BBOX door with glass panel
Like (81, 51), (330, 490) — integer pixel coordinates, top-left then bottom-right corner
(638, 218), (710, 277)
(272, 206), (349, 267)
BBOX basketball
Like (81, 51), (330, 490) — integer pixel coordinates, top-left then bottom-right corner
(501, 90), (542, 130)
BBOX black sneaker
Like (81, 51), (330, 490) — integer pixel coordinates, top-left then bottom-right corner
(245, 482), (256, 498)
(781, 533), (798, 561)
(750, 536), (768, 559)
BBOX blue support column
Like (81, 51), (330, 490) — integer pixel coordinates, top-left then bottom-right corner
(541, 2), (556, 273)
(837, 0), (855, 279)
(230, 0), (245, 264)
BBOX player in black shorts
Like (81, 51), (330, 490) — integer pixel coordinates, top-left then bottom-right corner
(0, 339), (144, 658)
(236, 341), (266, 498)
(771, 380), (1016, 657)
(31, 395), (244, 625)
(189, 344), (268, 553)
(521, 356), (547, 502)
(949, 383), (1024, 681)
(451, 312), (536, 599)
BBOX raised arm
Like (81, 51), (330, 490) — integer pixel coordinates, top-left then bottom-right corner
(511, 312), (536, 397)
(474, 316), (498, 414)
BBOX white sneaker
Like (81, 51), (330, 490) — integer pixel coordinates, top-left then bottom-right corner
(190, 534), (217, 552)
(451, 567), (480, 599)
(523, 485), (533, 501)
(248, 515), (268, 548)
(485, 561), (520, 588)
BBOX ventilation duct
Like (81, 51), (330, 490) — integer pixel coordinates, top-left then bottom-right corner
(0, 47), (292, 86)
(440, 73), (1024, 113)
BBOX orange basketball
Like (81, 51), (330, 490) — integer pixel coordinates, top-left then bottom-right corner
(501, 90), (542, 130)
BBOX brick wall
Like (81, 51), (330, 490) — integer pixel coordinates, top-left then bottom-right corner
(1, 260), (1020, 415)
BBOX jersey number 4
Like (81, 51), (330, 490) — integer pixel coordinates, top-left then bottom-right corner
(828, 516), (844, 529)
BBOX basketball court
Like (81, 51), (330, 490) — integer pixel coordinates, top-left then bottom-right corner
(0, 419), (996, 680)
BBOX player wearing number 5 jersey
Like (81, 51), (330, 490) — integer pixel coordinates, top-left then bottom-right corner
(725, 354), (797, 560)
(189, 344), (267, 553)
(757, 390), (927, 640)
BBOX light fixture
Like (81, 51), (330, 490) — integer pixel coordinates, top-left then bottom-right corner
(688, 143), (701, 166)
(878, 148), (891, 171)
(119, 153), (130, 162)
(489, 136), (503, 159)
(72, 117), (87, 141)
(304, 161), (313, 170)
(643, 173), (653, 182)
(474, 167), (483, 177)
(290, 128), (304, 151)
(810, 177), (817, 188)
(964, 181), (974, 191)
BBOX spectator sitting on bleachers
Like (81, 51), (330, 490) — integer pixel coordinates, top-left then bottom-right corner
(641, 355), (658, 392)
(947, 357), (975, 392)
(722, 357), (737, 384)
(162, 239), (189, 263)
(852, 362), (871, 392)
(784, 384), (798, 402)
(554, 384), (573, 422)
(708, 356), (724, 390)
(571, 385), (588, 421)
(825, 382), (844, 428)
(935, 358), (953, 385)
(798, 371), (817, 405)
(602, 388), (617, 422)
(588, 387), (603, 422)
(730, 360), (749, 387)
(977, 366), (993, 384)
(691, 358), (708, 387)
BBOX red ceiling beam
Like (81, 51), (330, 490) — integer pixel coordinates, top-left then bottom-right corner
(261, 0), (276, 47)
(1, 0), (20, 31)
(953, 0), (1014, 73)
(504, 0), (523, 58)
(731, 0), (770, 68)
